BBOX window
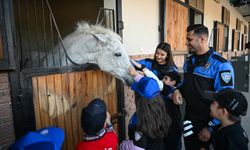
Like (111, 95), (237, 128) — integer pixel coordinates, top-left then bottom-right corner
(189, 8), (203, 25)
(213, 21), (229, 52)
(188, 0), (204, 12)
(232, 29), (240, 51)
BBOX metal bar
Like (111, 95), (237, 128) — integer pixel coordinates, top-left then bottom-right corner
(49, 14), (55, 66)
(112, 10), (115, 31)
(17, 0), (24, 69)
(25, 0), (32, 68)
(33, 0), (41, 67)
(42, 0), (48, 67)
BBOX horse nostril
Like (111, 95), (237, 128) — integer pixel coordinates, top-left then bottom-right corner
(114, 52), (122, 57)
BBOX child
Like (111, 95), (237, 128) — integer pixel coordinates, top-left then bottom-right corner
(120, 66), (171, 150)
(207, 88), (249, 150)
(76, 98), (118, 150)
(131, 59), (183, 150)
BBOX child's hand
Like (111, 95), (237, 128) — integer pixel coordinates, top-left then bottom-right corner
(130, 59), (142, 69)
(105, 112), (111, 125)
(129, 66), (139, 76)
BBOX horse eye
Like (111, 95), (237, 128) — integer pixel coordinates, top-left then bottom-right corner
(114, 52), (122, 57)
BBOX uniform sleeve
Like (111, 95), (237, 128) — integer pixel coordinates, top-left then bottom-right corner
(214, 62), (234, 91)
(137, 59), (153, 70)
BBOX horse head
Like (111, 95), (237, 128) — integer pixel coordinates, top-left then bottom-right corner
(57, 22), (134, 85)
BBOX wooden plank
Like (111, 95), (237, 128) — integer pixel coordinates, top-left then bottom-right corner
(92, 70), (98, 98)
(32, 77), (42, 129)
(37, 76), (50, 127)
(97, 70), (104, 99)
(62, 72), (73, 150)
(74, 72), (84, 147)
(46, 75), (57, 125)
(0, 73), (8, 83)
(54, 73), (67, 150)
(69, 72), (78, 145)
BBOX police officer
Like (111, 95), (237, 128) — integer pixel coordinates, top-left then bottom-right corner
(172, 24), (235, 150)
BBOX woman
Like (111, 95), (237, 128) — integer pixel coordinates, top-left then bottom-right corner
(137, 42), (178, 80)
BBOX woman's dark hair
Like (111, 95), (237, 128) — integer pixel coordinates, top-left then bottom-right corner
(135, 94), (171, 139)
(153, 42), (176, 71)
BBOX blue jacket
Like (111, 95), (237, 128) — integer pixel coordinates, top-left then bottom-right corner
(137, 59), (178, 80)
(181, 48), (234, 128)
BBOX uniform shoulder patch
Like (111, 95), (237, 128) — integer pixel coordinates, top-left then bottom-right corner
(220, 70), (233, 86)
(212, 54), (227, 63)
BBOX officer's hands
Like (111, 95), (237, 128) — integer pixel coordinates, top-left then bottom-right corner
(172, 89), (183, 105)
(198, 127), (211, 142)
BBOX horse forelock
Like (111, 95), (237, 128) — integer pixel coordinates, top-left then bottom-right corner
(76, 21), (121, 42)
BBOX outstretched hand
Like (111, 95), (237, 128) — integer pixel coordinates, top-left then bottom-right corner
(172, 89), (183, 105)
(129, 65), (139, 77)
(130, 59), (142, 69)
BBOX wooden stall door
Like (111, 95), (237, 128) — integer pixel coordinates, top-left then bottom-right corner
(32, 70), (118, 150)
(215, 23), (225, 52)
(166, 0), (188, 52)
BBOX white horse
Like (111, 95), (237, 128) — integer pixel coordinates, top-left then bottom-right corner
(46, 21), (133, 84)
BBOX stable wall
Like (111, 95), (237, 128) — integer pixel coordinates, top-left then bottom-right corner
(204, 0), (248, 51)
(122, 0), (160, 55)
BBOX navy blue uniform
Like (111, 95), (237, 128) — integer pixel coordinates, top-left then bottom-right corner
(180, 48), (234, 149)
(213, 122), (249, 150)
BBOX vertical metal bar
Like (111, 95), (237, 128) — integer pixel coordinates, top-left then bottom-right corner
(33, 0), (41, 67)
(42, 0), (48, 67)
(25, 0), (32, 68)
(49, 14), (55, 66)
(112, 10), (115, 31)
(17, 0), (24, 69)
(109, 10), (112, 30)
(57, 38), (62, 66)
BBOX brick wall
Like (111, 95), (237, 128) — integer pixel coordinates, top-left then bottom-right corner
(0, 72), (15, 150)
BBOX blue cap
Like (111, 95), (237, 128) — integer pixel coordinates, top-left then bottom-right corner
(11, 127), (64, 150)
(131, 77), (160, 99)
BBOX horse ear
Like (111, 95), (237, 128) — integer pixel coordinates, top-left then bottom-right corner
(92, 33), (109, 44)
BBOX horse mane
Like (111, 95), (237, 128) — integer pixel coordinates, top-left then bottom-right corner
(75, 21), (121, 41)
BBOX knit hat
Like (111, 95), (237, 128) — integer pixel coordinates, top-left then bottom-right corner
(81, 98), (107, 136)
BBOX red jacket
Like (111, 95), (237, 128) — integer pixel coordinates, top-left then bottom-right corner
(76, 131), (118, 150)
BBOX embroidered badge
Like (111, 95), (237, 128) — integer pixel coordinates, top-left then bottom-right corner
(221, 72), (232, 83)
(220, 70), (233, 86)
(202, 63), (210, 71)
